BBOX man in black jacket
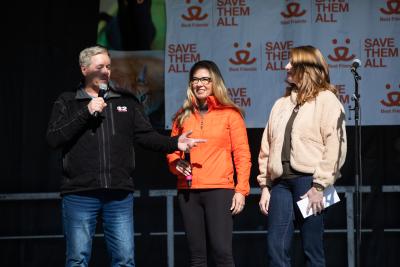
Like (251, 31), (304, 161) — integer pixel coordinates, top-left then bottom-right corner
(46, 45), (204, 267)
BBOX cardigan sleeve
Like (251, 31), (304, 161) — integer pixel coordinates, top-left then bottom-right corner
(313, 96), (347, 188)
(257, 121), (273, 189)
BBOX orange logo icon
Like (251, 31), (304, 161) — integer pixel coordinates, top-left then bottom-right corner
(328, 38), (356, 62)
(381, 83), (400, 107)
(181, 0), (208, 21)
(380, 0), (400, 15)
(229, 42), (256, 65)
(281, 1), (306, 18)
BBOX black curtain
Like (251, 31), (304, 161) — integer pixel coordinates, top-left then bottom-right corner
(2, 0), (100, 192)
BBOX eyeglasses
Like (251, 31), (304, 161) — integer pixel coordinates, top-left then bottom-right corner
(191, 77), (212, 85)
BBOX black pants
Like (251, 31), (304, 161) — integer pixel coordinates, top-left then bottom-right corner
(178, 189), (235, 267)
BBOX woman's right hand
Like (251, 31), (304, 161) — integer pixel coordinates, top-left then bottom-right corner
(259, 187), (271, 215)
(175, 159), (192, 176)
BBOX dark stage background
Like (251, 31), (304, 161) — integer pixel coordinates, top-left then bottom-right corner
(1, 1), (399, 266)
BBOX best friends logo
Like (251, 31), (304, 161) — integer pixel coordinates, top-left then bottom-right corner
(216, 0), (251, 27)
(314, 0), (349, 23)
(181, 0), (209, 28)
(228, 42), (257, 71)
(380, 83), (400, 114)
(327, 38), (356, 68)
(380, 0), (400, 15)
(280, 1), (307, 25)
(379, 0), (400, 22)
(363, 37), (399, 68)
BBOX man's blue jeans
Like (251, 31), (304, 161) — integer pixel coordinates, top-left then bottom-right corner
(62, 190), (135, 267)
(267, 176), (325, 267)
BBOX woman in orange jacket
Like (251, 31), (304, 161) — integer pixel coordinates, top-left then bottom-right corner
(167, 60), (251, 267)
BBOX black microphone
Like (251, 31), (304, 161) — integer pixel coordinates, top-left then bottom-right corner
(351, 59), (361, 73)
(93, 83), (108, 118)
(184, 152), (192, 187)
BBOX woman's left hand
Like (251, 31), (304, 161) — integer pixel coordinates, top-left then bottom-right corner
(230, 192), (245, 215)
(301, 187), (324, 215)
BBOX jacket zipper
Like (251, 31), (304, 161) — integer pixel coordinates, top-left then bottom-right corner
(100, 122), (108, 188)
(109, 102), (115, 136)
(106, 103), (114, 188)
(200, 113), (204, 136)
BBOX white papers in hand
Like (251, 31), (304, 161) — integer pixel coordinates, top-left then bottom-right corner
(296, 185), (340, 218)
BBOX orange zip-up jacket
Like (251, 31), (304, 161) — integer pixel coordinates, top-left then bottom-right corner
(166, 96), (251, 196)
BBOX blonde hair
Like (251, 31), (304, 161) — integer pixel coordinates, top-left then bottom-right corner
(79, 45), (110, 68)
(173, 60), (243, 128)
(285, 45), (337, 104)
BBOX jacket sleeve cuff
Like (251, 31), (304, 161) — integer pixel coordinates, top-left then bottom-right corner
(312, 170), (334, 189)
(235, 187), (249, 197)
(82, 106), (92, 119)
(257, 175), (272, 189)
(168, 135), (179, 152)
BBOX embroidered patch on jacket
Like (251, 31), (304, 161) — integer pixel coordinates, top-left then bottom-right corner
(117, 106), (128, 112)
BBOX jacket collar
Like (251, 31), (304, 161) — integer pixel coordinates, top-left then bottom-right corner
(195, 96), (220, 112)
(289, 90), (298, 106)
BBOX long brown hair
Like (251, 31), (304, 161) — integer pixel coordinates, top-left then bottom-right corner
(285, 45), (337, 104)
(173, 60), (243, 128)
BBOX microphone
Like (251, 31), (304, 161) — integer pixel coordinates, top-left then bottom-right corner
(351, 59), (361, 73)
(184, 152), (192, 188)
(93, 83), (108, 118)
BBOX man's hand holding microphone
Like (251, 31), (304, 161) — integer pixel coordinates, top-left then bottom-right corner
(88, 83), (108, 117)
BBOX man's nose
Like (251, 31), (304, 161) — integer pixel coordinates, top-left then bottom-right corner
(100, 70), (110, 77)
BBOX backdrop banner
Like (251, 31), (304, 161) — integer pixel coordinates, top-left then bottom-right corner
(164, 0), (400, 128)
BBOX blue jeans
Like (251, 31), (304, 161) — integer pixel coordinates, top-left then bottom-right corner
(62, 190), (135, 267)
(267, 176), (325, 267)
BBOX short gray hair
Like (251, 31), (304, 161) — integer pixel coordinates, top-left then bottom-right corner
(79, 46), (109, 68)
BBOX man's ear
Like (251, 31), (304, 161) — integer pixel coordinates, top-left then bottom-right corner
(80, 66), (87, 76)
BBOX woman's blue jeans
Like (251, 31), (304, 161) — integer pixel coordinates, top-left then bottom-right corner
(267, 176), (325, 267)
(62, 190), (135, 267)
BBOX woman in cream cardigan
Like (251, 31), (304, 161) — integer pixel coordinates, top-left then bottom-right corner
(257, 45), (347, 267)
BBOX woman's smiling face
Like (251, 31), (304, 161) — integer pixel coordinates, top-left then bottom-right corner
(191, 68), (213, 105)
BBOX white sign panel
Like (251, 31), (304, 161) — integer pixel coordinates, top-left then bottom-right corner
(165, 0), (400, 128)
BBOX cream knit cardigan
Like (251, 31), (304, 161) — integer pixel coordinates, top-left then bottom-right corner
(257, 90), (347, 189)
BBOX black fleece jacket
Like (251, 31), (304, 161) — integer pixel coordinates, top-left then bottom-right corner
(46, 87), (178, 194)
